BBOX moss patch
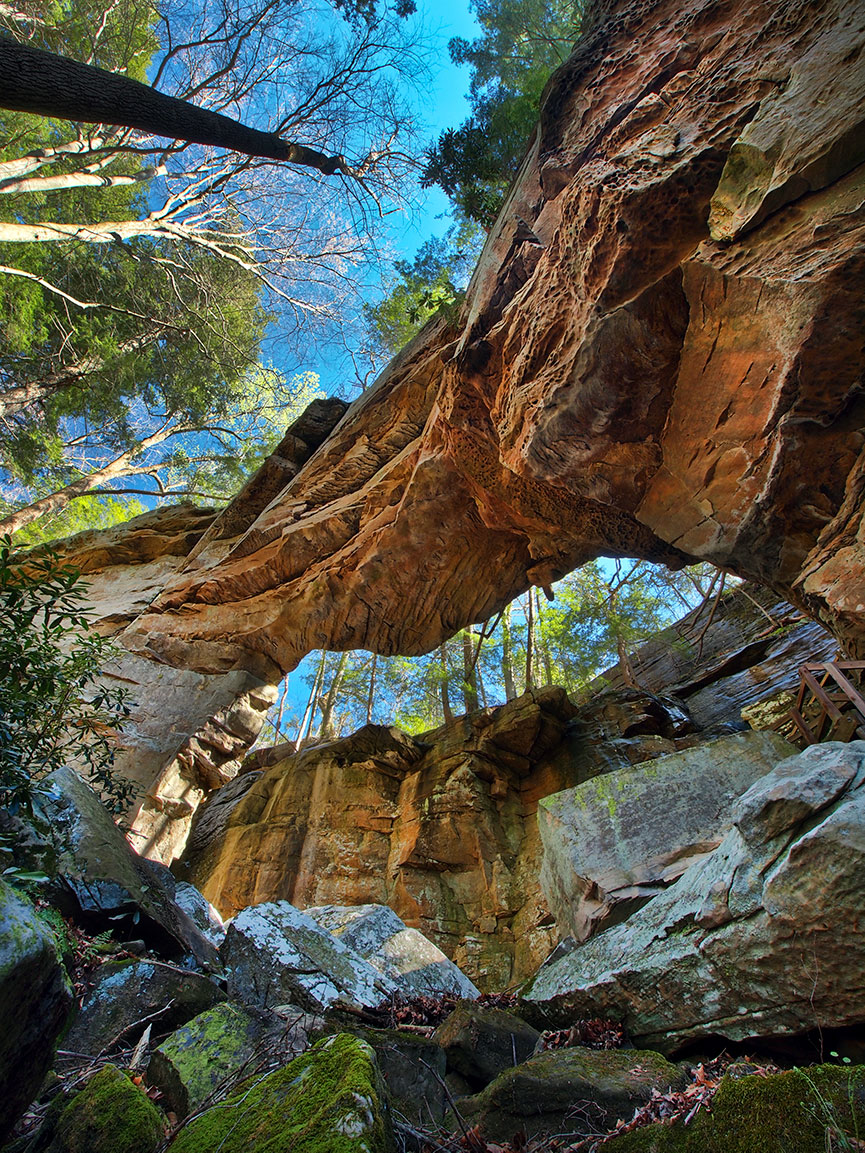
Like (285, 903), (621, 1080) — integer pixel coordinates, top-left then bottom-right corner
(169, 1033), (393, 1153)
(42, 1064), (163, 1153)
(600, 1065), (865, 1152)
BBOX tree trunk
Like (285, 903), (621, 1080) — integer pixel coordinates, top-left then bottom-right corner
(534, 588), (554, 686)
(0, 331), (161, 417)
(0, 40), (346, 171)
(524, 591), (535, 692)
(294, 652), (326, 752)
(461, 628), (479, 713)
(366, 653), (377, 724)
(501, 605), (517, 701)
(318, 651), (349, 740)
(0, 420), (187, 536)
(439, 642), (454, 725)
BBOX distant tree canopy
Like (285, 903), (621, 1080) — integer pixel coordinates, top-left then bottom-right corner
(422, 0), (582, 227)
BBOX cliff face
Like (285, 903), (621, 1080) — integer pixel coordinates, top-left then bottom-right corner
(113, 0), (865, 682)
(176, 586), (834, 987)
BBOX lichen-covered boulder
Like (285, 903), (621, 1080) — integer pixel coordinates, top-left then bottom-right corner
(304, 904), (479, 998)
(597, 1065), (865, 1152)
(64, 959), (224, 1058)
(221, 901), (395, 1013)
(456, 1047), (687, 1144)
(433, 1001), (540, 1089)
(0, 880), (72, 1143)
(356, 1029), (448, 1126)
(523, 742), (865, 1052)
(174, 882), (226, 947)
(33, 768), (217, 966)
(169, 1033), (394, 1153)
(146, 1001), (302, 1118)
(38, 1064), (163, 1153)
(539, 730), (796, 942)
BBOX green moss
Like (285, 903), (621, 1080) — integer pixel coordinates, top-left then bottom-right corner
(169, 1033), (392, 1153)
(44, 1064), (163, 1153)
(600, 1066), (865, 1152)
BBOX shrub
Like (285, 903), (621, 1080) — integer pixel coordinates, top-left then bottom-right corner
(0, 535), (133, 815)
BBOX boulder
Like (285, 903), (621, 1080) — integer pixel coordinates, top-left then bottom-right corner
(64, 959), (224, 1058)
(168, 1033), (393, 1153)
(433, 1001), (540, 1089)
(221, 900), (395, 1013)
(0, 881), (72, 1142)
(539, 730), (796, 941)
(173, 882), (225, 947)
(351, 1028), (449, 1127)
(456, 1047), (686, 1144)
(146, 1001), (301, 1119)
(304, 904), (479, 998)
(598, 1064), (865, 1152)
(35, 1064), (163, 1153)
(523, 742), (865, 1052)
(33, 768), (217, 966)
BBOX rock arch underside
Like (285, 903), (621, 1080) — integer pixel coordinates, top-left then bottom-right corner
(49, 0), (865, 865)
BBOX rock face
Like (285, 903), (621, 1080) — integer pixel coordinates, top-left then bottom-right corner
(180, 686), (676, 988)
(177, 585), (828, 989)
(523, 741), (865, 1053)
(0, 882), (72, 1143)
(109, 0), (865, 689)
(539, 729), (797, 942)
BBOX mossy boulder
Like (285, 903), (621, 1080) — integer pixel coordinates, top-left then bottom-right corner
(146, 1001), (289, 1119)
(37, 1064), (163, 1153)
(64, 959), (224, 1058)
(169, 1033), (394, 1153)
(0, 880), (72, 1143)
(598, 1064), (865, 1151)
(433, 1000), (540, 1088)
(457, 1046), (687, 1143)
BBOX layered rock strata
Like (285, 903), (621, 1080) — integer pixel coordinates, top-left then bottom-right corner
(111, 0), (865, 683)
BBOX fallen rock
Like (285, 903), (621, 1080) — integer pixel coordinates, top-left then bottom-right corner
(598, 1064), (865, 1151)
(456, 1047), (687, 1144)
(168, 1033), (393, 1153)
(539, 729), (797, 941)
(0, 881), (72, 1143)
(433, 1001), (540, 1089)
(351, 1028), (449, 1127)
(35, 1064), (163, 1153)
(305, 904), (479, 999)
(523, 742), (865, 1052)
(173, 881), (225, 947)
(63, 959), (224, 1058)
(221, 900), (395, 1013)
(146, 1001), (301, 1119)
(33, 768), (217, 966)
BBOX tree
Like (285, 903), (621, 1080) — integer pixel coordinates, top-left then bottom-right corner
(361, 221), (482, 362)
(0, 536), (133, 814)
(422, 0), (581, 226)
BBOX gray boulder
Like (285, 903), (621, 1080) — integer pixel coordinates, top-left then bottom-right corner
(305, 903), (479, 998)
(64, 959), (224, 1058)
(33, 768), (218, 967)
(0, 881), (72, 1142)
(433, 1000), (540, 1088)
(174, 882), (226, 947)
(523, 741), (865, 1052)
(221, 900), (396, 1013)
(539, 729), (796, 942)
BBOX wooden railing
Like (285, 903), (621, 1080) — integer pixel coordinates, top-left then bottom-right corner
(787, 661), (865, 745)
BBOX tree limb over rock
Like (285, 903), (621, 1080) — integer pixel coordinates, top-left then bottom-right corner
(0, 39), (347, 172)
